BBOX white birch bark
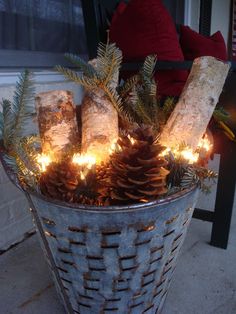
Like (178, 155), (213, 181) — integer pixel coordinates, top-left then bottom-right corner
(35, 90), (79, 160)
(81, 59), (119, 164)
(159, 56), (230, 149)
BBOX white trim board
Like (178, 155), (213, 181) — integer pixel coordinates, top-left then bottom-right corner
(0, 71), (69, 86)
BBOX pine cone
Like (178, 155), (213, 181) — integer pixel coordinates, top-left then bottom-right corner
(39, 160), (79, 202)
(96, 162), (112, 206)
(107, 126), (169, 204)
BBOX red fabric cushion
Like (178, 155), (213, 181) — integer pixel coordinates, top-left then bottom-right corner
(110, 0), (188, 96)
(111, 2), (127, 24)
(180, 25), (227, 61)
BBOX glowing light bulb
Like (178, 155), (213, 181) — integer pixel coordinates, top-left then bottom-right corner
(72, 154), (96, 169)
(128, 134), (136, 145)
(36, 154), (51, 172)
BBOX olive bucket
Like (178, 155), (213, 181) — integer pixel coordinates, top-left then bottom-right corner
(0, 150), (199, 314)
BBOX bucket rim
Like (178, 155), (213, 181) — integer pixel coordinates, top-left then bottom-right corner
(27, 184), (198, 213)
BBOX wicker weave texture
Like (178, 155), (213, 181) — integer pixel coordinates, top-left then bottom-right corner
(29, 188), (199, 314)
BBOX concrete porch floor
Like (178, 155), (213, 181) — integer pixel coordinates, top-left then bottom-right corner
(0, 206), (235, 314)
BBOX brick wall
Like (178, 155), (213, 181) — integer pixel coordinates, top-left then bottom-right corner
(0, 71), (83, 250)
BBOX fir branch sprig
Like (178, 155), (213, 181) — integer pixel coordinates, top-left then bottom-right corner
(213, 105), (230, 123)
(166, 148), (217, 194)
(118, 54), (177, 131)
(16, 135), (41, 175)
(129, 89), (154, 125)
(56, 66), (99, 90)
(2, 135), (41, 190)
(57, 42), (132, 124)
(96, 42), (123, 86)
(1, 70), (35, 149)
(181, 166), (217, 193)
(0, 111), (3, 139)
(64, 53), (96, 78)
(162, 97), (176, 121)
(118, 75), (139, 99)
(0, 70), (41, 189)
(141, 54), (157, 95)
(2, 99), (13, 147)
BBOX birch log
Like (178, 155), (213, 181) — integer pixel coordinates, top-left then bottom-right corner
(35, 90), (79, 160)
(81, 59), (119, 164)
(159, 56), (230, 149)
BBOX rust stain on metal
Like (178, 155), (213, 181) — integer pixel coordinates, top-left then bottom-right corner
(18, 283), (53, 309)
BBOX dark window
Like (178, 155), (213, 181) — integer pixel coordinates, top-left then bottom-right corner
(0, 0), (87, 68)
(163, 0), (185, 25)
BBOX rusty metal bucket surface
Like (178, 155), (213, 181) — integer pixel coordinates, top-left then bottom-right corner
(0, 149), (199, 314)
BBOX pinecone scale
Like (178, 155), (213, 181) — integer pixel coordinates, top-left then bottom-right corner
(39, 160), (79, 202)
(105, 126), (169, 204)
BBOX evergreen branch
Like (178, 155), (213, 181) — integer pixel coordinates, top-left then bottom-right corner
(0, 111), (3, 139)
(149, 80), (157, 97)
(2, 99), (14, 147)
(142, 55), (157, 80)
(1, 152), (36, 190)
(101, 83), (132, 125)
(6, 135), (41, 189)
(119, 75), (139, 98)
(1, 70), (36, 149)
(12, 70), (35, 142)
(213, 106), (230, 122)
(96, 42), (122, 86)
(14, 153), (38, 189)
(104, 46), (122, 87)
(15, 135), (41, 177)
(117, 54), (160, 128)
(64, 53), (96, 78)
(162, 97), (176, 123)
(181, 165), (217, 193)
(130, 90), (153, 125)
(56, 65), (99, 89)
(101, 83), (123, 114)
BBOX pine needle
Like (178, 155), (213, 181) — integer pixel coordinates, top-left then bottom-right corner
(0, 70), (41, 190)
(101, 83), (132, 125)
(118, 54), (162, 129)
(1, 70), (35, 150)
(130, 89), (153, 125)
(2, 99), (13, 147)
(4, 135), (40, 189)
(141, 54), (157, 81)
(56, 65), (99, 90)
(162, 97), (176, 118)
(213, 105), (230, 123)
(0, 111), (3, 139)
(64, 53), (96, 78)
(181, 165), (217, 193)
(96, 42), (122, 86)
(12, 70), (35, 142)
(119, 75), (139, 98)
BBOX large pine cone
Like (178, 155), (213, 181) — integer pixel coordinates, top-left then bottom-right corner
(40, 160), (99, 205)
(39, 160), (80, 202)
(96, 162), (112, 206)
(107, 126), (169, 204)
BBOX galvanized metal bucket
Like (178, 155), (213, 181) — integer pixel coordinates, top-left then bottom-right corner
(0, 150), (199, 314)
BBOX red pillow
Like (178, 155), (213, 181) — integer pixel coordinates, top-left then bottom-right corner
(110, 0), (188, 96)
(111, 2), (127, 24)
(180, 25), (227, 61)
